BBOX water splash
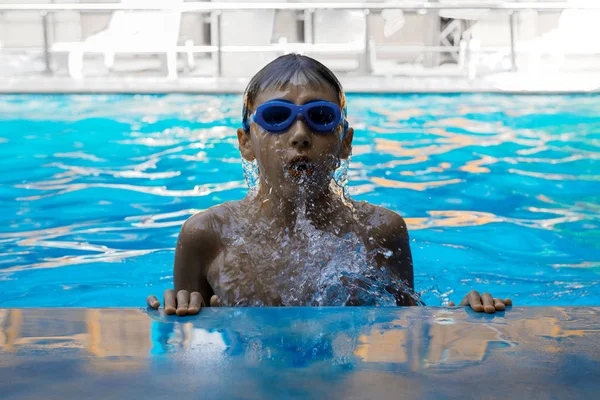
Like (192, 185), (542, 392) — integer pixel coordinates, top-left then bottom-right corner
(224, 186), (421, 306)
(418, 276), (454, 306)
(241, 158), (260, 193)
(331, 157), (350, 202)
(233, 152), (424, 306)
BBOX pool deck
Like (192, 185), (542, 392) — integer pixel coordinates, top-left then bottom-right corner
(2, 71), (600, 94)
(1, 306), (598, 399)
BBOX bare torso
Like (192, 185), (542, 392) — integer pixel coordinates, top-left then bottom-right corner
(185, 197), (415, 307)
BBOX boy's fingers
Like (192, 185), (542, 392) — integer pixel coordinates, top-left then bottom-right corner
(504, 298), (513, 306)
(458, 295), (469, 306)
(481, 293), (495, 313)
(176, 290), (190, 316)
(146, 295), (160, 309)
(187, 292), (204, 315)
(210, 295), (220, 307)
(448, 301), (455, 307)
(164, 289), (176, 315)
(467, 291), (484, 312)
(493, 298), (505, 311)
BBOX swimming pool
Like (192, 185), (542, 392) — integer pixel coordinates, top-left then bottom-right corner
(0, 94), (598, 307)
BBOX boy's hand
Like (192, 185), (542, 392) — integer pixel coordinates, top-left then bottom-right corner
(146, 289), (220, 316)
(448, 290), (512, 313)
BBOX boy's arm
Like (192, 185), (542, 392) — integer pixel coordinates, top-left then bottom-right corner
(147, 211), (221, 315)
(370, 207), (512, 312)
(174, 212), (220, 299)
(368, 207), (416, 306)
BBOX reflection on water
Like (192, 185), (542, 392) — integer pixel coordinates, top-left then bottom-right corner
(0, 307), (598, 398)
(0, 94), (599, 306)
(370, 176), (463, 191)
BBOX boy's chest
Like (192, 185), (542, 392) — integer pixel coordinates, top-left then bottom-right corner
(206, 235), (317, 306)
(203, 225), (402, 307)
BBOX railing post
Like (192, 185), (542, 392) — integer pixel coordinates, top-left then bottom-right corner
(309, 9), (315, 44)
(508, 10), (517, 72)
(216, 10), (222, 77)
(41, 11), (52, 74)
(360, 9), (372, 75)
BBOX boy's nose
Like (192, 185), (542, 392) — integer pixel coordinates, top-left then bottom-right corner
(289, 119), (312, 149)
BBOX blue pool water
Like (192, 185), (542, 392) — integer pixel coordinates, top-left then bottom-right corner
(0, 94), (598, 307)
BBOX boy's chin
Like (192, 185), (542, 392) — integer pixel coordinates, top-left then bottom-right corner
(280, 179), (330, 198)
(285, 167), (332, 184)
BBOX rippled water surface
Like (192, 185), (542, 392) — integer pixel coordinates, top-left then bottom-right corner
(0, 94), (598, 306)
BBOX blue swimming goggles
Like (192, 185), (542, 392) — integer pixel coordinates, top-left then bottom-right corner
(243, 99), (348, 134)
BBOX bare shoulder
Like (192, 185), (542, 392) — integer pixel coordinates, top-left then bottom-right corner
(351, 200), (409, 244)
(174, 201), (241, 282)
(179, 200), (242, 245)
(351, 200), (414, 293)
(174, 201), (242, 293)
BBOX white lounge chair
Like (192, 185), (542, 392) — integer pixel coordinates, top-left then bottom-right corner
(211, 0), (283, 77)
(308, 8), (368, 74)
(52, 0), (183, 79)
(516, 0), (600, 71)
(268, 0), (368, 75)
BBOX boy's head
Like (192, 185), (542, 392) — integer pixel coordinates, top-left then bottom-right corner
(237, 54), (354, 198)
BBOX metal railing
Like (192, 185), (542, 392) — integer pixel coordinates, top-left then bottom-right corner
(3, 2), (600, 11)
(1, 1), (599, 77)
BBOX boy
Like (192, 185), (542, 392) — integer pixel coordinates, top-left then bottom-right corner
(147, 55), (511, 314)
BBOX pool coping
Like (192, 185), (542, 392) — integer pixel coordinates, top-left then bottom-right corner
(1, 306), (599, 399)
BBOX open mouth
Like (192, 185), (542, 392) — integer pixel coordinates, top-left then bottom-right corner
(287, 157), (316, 178)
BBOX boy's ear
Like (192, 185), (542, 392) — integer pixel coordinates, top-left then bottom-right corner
(237, 127), (255, 161)
(340, 127), (354, 159)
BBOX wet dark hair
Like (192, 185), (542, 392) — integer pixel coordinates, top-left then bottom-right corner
(242, 54), (346, 131)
